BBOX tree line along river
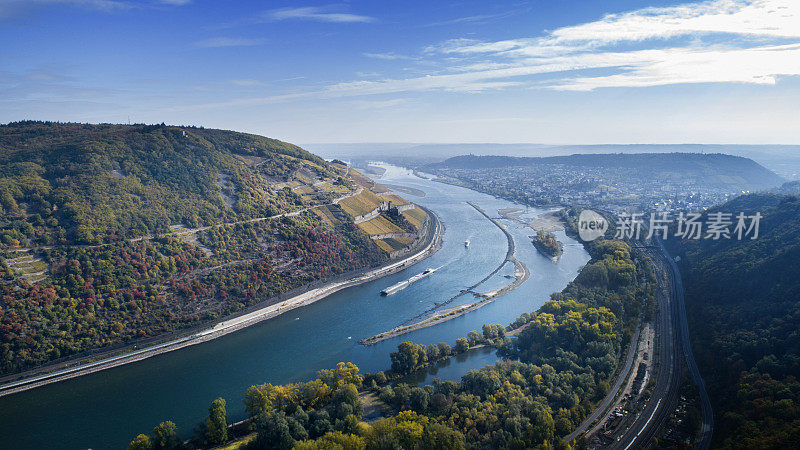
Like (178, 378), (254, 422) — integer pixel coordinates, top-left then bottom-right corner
(0, 164), (589, 449)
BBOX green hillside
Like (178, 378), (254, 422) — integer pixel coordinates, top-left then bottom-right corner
(0, 122), (404, 376)
(0, 121), (341, 246)
(671, 194), (800, 448)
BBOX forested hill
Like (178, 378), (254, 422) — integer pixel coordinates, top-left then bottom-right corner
(0, 121), (426, 376)
(429, 153), (783, 191)
(669, 194), (800, 447)
(0, 121), (338, 245)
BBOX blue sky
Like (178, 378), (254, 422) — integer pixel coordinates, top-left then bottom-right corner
(1, 0), (799, 144)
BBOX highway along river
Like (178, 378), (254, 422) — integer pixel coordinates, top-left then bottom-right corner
(0, 164), (589, 449)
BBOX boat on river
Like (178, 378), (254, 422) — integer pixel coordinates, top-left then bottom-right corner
(381, 267), (439, 296)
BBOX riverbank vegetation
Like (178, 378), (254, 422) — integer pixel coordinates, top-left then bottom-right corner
(0, 122), (416, 375)
(124, 235), (654, 449)
(370, 239), (652, 448)
(670, 194), (800, 448)
(531, 230), (563, 259)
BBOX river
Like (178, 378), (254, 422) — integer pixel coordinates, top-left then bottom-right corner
(0, 164), (589, 449)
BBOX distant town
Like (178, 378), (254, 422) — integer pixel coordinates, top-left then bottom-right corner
(423, 153), (781, 213)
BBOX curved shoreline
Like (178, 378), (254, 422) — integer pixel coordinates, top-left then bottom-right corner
(359, 258), (529, 345)
(0, 207), (443, 398)
(359, 201), (529, 345)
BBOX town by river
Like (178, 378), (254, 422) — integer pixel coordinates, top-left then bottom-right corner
(0, 164), (589, 449)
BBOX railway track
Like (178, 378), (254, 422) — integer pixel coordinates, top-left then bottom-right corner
(610, 238), (712, 449)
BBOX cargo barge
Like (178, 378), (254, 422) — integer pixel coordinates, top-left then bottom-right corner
(380, 266), (440, 296)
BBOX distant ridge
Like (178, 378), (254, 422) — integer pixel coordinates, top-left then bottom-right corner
(307, 143), (800, 180)
(429, 152), (784, 191)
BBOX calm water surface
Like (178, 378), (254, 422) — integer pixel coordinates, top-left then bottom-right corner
(0, 164), (589, 449)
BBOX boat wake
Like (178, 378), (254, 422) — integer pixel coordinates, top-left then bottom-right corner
(380, 265), (444, 296)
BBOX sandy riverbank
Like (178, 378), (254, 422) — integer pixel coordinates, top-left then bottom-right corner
(359, 201), (530, 345)
(359, 256), (529, 345)
(0, 208), (442, 398)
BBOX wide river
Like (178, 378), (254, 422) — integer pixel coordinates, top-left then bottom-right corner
(0, 165), (589, 449)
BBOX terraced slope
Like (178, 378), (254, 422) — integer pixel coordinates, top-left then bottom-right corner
(0, 122), (427, 375)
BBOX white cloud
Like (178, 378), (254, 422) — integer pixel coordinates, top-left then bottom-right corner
(435, 0), (800, 55)
(416, 0), (800, 91)
(423, 11), (517, 27)
(363, 52), (416, 60)
(195, 37), (263, 48)
(426, 38), (529, 55)
(550, 44), (800, 90)
(176, 0), (800, 111)
(547, 0), (800, 44)
(351, 99), (408, 110)
(230, 79), (267, 87)
(265, 6), (374, 23)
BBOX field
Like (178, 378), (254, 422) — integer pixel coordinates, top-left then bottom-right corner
(346, 169), (376, 188)
(314, 180), (350, 196)
(402, 207), (428, 228)
(338, 189), (383, 217)
(312, 205), (342, 226)
(292, 185), (314, 195)
(357, 215), (406, 235)
(381, 237), (411, 251)
(3, 252), (48, 283)
(373, 239), (395, 253)
(393, 236), (415, 246)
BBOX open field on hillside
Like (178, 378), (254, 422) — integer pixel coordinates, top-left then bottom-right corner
(338, 190), (383, 217)
(402, 207), (427, 228)
(373, 239), (395, 253)
(357, 215), (406, 235)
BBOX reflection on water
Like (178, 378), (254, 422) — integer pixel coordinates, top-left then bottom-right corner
(400, 346), (501, 386)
